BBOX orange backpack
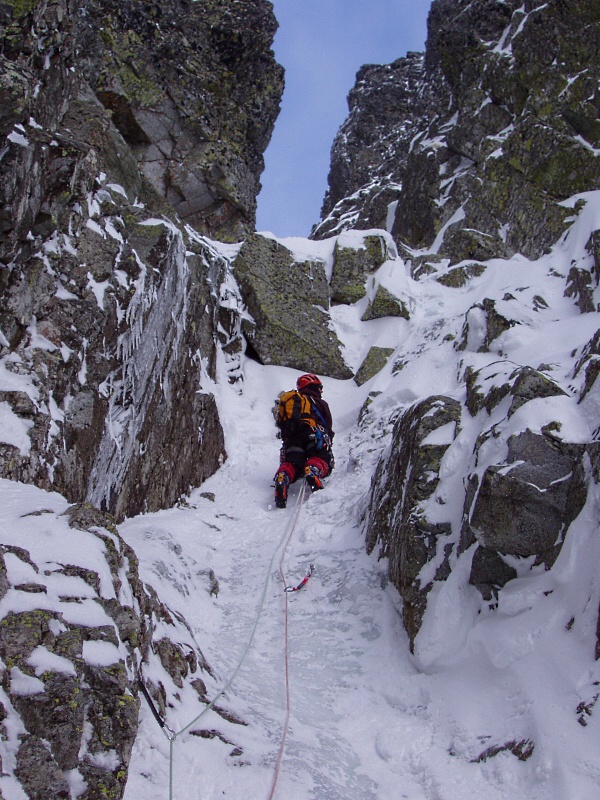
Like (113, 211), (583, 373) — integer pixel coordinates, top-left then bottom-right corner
(276, 390), (317, 436)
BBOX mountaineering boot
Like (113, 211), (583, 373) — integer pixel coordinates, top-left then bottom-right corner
(305, 464), (323, 493)
(274, 471), (290, 508)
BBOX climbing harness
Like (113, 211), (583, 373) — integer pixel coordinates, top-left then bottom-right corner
(284, 563), (315, 592)
(138, 480), (311, 800)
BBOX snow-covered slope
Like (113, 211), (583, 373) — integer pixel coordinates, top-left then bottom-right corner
(118, 226), (600, 799)
(2, 188), (600, 798)
(7, 193), (598, 798)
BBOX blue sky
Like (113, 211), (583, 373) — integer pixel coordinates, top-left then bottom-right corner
(256, 0), (432, 238)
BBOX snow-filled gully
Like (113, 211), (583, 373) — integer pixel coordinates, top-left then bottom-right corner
(119, 350), (600, 800)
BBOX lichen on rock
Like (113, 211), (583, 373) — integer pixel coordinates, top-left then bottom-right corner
(354, 346), (395, 386)
(232, 234), (352, 379)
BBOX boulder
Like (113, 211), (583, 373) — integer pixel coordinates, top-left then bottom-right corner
(508, 367), (567, 417)
(15, 736), (70, 800)
(442, 227), (511, 266)
(232, 234), (352, 379)
(330, 233), (391, 304)
(565, 265), (597, 313)
(464, 430), (587, 563)
(354, 346), (395, 386)
(465, 364), (567, 418)
(436, 262), (486, 288)
(458, 298), (517, 352)
(468, 546), (518, 602)
(361, 285), (410, 321)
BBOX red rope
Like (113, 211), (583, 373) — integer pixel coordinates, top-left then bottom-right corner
(267, 484), (308, 800)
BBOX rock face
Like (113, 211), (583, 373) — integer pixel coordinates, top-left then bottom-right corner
(365, 396), (462, 643)
(0, 0), (282, 519)
(365, 360), (592, 648)
(337, 0), (600, 649)
(232, 234), (352, 379)
(0, 498), (215, 800)
(0, 171), (228, 521)
(74, 0), (283, 240)
(314, 0), (600, 269)
(315, 51), (436, 239)
(0, 0), (278, 790)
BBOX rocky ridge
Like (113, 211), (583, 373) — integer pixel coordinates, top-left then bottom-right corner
(315, 0), (600, 649)
(314, 0), (600, 272)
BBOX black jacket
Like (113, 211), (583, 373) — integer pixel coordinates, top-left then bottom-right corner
(299, 386), (334, 439)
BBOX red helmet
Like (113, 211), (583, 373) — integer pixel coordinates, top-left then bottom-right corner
(297, 373), (322, 391)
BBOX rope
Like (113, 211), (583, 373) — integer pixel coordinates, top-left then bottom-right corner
(267, 481), (308, 800)
(137, 480), (309, 800)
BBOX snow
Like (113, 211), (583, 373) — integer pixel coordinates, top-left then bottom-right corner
(27, 645), (77, 677)
(259, 231), (337, 281)
(82, 640), (121, 667)
(0, 357), (38, 400)
(85, 219), (105, 238)
(86, 272), (110, 309)
(7, 130), (29, 148)
(114, 328), (600, 800)
(386, 199), (398, 233)
(0, 402), (33, 455)
(9, 667), (45, 696)
(421, 421), (457, 446)
(55, 282), (78, 301)
(122, 192), (600, 799)
(1, 192), (600, 799)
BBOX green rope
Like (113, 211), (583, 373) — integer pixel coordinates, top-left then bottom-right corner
(169, 737), (174, 800)
(167, 484), (306, 800)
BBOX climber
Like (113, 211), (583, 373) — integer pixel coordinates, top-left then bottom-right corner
(273, 373), (335, 509)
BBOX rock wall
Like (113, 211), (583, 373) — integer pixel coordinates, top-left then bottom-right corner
(74, 0), (283, 240)
(364, 364), (591, 648)
(0, 2), (281, 793)
(0, 0), (282, 520)
(0, 495), (217, 800)
(322, 0), (600, 648)
(314, 0), (600, 270)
